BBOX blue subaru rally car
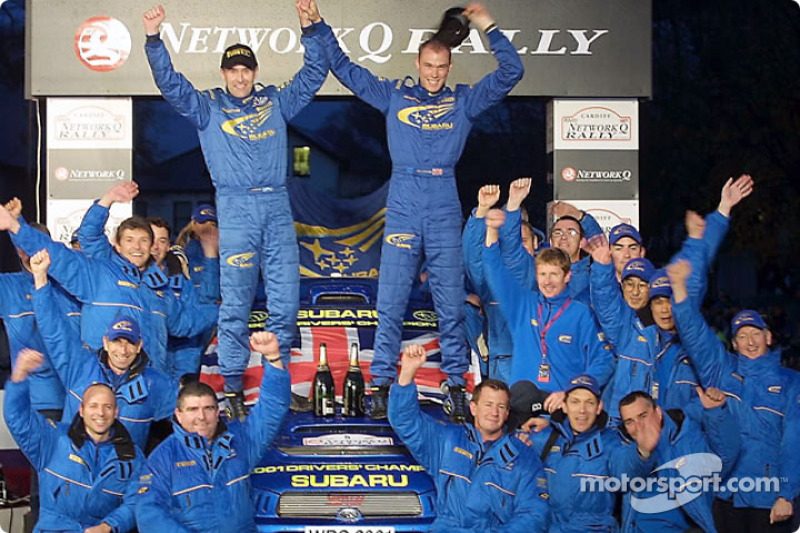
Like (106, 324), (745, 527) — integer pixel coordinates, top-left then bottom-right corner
(201, 277), (470, 533)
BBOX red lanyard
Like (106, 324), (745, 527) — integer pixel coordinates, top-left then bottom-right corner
(537, 298), (572, 361)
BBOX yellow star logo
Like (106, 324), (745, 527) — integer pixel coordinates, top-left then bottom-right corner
(300, 239), (335, 262)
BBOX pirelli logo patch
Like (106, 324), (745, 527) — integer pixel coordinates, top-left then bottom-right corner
(175, 460), (197, 468)
(117, 280), (138, 289)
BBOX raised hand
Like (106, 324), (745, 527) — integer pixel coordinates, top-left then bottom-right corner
(463, 3), (495, 32)
(696, 386), (726, 410)
(398, 344), (427, 385)
(100, 181), (139, 208)
(685, 210), (705, 240)
(666, 258), (691, 287)
(718, 174), (754, 216)
(29, 249), (51, 276)
(4, 197), (21, 219)
(586, 233), (611, 265)
(484, 208), (506, 230)
(251, 331), (280, 355)
(143, 5), (165, 36)
(506, 178), (531, 212)
(476, 184), (500, 217)
(549, 200), (581, 220)
(11, 348), (44, 383)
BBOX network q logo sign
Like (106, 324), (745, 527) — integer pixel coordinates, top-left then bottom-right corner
(74, 16), (132, 72)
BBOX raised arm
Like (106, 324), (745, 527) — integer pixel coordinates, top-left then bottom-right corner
(389, 345), (455, 473)
(78, 182), (140, 260)
(243, 332), (291, 469)
(29, 250), (94, 391)
(667, 259), (729, 388)
(483, 210), (535, 330)
(276, 0), (330, 120)
(143, 5), (211, 130)
(317, 8), (394, 113)
(461, 4), (524, 119)
(0, 204), (98, 303)
(3, 350), (53, 469)
(588, 234), (635, 349)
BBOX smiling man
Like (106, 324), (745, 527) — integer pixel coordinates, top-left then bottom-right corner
(523, 375), (621, 532)
(308, 1), (524, 420)
(482, 208), (613, 407)
(29, 248), (175, 450)
(669, 259), (800, 532)
(388, 344), (549, 532)
(142, 2), (328, 419)
(136, 331), (290, 533)
(0, 201), (218, 378)
(4, 349), (144, 533)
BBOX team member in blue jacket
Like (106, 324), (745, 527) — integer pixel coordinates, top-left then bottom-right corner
(611, 389), (741, 533)
(76, 182), (221, 379)
(389, 344), (550, 532)
(311, 1), (524, 419)
(462, 184), (527, 383)
(496, 180), (603, 305)
(30, 249), (175, 449)
(483, 208), (613, 405)
(0, 204), (218, 378)
(668, 259), (799, 532)
(135, 331), (290, 533)
(521, 375), (621, 532)
(5, 348), (144, 533)
(0, 217), (75, 415)
(142, 3), (328, 416)
(589, 255), (656, 424)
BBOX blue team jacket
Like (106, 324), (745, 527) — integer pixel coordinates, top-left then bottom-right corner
(33, 280), (175, 448)
(498, 208), (603, 305)
(530, 411), (621, 533)
(673, 298), (800, 508)
(483, 243), (613, 391)
(4, 378), (144, 533)
(11, 218), (218, 373)
(389, 381), (549, 532)
(145, 23), (328, 191)
(610, 406), (740, 533)
(135, 362), (290, 533)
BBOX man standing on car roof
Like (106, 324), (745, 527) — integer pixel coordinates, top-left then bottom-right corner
(306, 0), (524, 420)
(142, 1), (329, 420)
(389, 344), (549, 532)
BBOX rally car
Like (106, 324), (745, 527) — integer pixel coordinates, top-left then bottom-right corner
(200, 277), (478, 532)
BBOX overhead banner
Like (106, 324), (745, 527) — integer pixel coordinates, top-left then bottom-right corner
(26, 0), (651, 98)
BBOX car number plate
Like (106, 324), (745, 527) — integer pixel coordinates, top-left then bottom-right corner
(304, 525), (394, 533)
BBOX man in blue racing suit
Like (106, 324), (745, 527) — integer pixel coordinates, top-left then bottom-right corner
(135, 331), (290, 533)
(389, 344), (550, 532)
(309, 1), (524, 419)
(142, 2), (329, 417)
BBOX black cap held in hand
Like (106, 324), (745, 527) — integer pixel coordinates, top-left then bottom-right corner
(432, 7), (470, 48)
(507, 380), (550, 430)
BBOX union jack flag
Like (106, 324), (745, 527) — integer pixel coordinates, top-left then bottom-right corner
(200, 326), (478, 404)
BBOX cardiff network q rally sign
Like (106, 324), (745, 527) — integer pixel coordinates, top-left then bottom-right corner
(27, 0), (651, 98)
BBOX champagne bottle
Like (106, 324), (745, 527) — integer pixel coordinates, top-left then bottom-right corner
(313, 343), (335, 417)
(342, 343), (365, 417)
